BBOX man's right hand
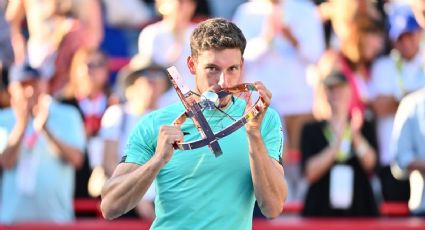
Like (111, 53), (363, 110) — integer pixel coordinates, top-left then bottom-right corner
(153, 125), (183, 164)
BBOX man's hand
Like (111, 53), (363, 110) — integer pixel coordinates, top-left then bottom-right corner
(245, 81), (272, 133)
(33, 94), (51, 132)
(154, 125), (183, 164)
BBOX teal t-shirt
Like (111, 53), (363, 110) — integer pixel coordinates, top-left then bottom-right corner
(124, 98), (284, 230)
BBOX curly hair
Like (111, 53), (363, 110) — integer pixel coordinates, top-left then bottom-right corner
(190, 18), (246, 58)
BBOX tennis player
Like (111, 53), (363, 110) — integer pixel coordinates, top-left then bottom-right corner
(100, 18), (287, 229)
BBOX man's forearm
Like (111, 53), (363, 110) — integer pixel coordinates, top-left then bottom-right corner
(247, 130), (287, 218)
(101, 157), (164, 220)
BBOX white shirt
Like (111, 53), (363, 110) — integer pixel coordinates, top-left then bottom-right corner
(100, 104), (144, 156)
(233, 0), (325, 115)
(138, 21), (196, 107)
(369, 50), (425, 165)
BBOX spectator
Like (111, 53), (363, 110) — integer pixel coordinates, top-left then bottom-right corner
(64, 49), (111, 139)
(61, 48), (112, 198)
(100, 62), (171, 220)
(390, 0), (425, 217)
(369, 5), (424, 202)
(233, 0), (325, 201)
(0, 63), (85, 223)
(137, 0), (197, 107)
(392, 88), (425, 216)
(6, 0), (90, 97)
(301, 71), (378, 217)
(316, 14), (385, 119)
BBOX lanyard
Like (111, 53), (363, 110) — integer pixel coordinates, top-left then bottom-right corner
(323, 124), (352, 163)
(23, 128), (39, 152)
(391, 50), (424, 96)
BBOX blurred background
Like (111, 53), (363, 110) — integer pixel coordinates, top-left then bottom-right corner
(1, 0), (425, 229)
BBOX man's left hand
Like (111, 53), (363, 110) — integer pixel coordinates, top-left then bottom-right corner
(245, 81), (272, 133)
(33, 94), (51, 132)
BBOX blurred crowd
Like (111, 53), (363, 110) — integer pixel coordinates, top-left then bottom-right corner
(1, 0), (425, 224)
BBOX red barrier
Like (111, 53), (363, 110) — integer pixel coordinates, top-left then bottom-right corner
(73, 199), (410, 218)
(282, 201), (303, 214)
(74, 199), (102, 218)
(3, 218), (425, 230)
(280, 201), (410, 216)
(380, 202), (410, 216)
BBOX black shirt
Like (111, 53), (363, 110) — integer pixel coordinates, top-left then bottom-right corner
(300, 120), (379, 217)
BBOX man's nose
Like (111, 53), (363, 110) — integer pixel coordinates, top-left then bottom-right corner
(218, 72), (227, 88)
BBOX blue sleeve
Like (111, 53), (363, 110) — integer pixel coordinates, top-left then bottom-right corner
(260, 108), (284, 162)
(123, 113), (157, 165)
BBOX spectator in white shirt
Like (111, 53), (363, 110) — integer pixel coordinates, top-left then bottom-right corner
(369, 5), (424, 202)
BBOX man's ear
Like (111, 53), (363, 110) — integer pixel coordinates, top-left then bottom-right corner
(187, 56), (196, 75)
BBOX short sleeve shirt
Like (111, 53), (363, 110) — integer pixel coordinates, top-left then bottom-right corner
(123, 98), (284, 229)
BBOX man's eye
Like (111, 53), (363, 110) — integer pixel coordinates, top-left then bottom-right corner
(229, 66), (239, 71)
(206, 66), (218, 72)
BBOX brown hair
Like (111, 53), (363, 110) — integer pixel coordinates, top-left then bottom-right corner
(190, 18), (246, 58)
(340, 15), (384, 69)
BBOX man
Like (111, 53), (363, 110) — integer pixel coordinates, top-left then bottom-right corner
(101, 18), (288, 229)
(100, 63), (171, 219)
(369, 5), (424, 202)
(391, 0), (425, 216)
(0, 64), (86, 223)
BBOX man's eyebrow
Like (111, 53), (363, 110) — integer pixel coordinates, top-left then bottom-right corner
(228, 64), (240, 69)
(204, 63), (220, 68)
(204, 63), (219, 67)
